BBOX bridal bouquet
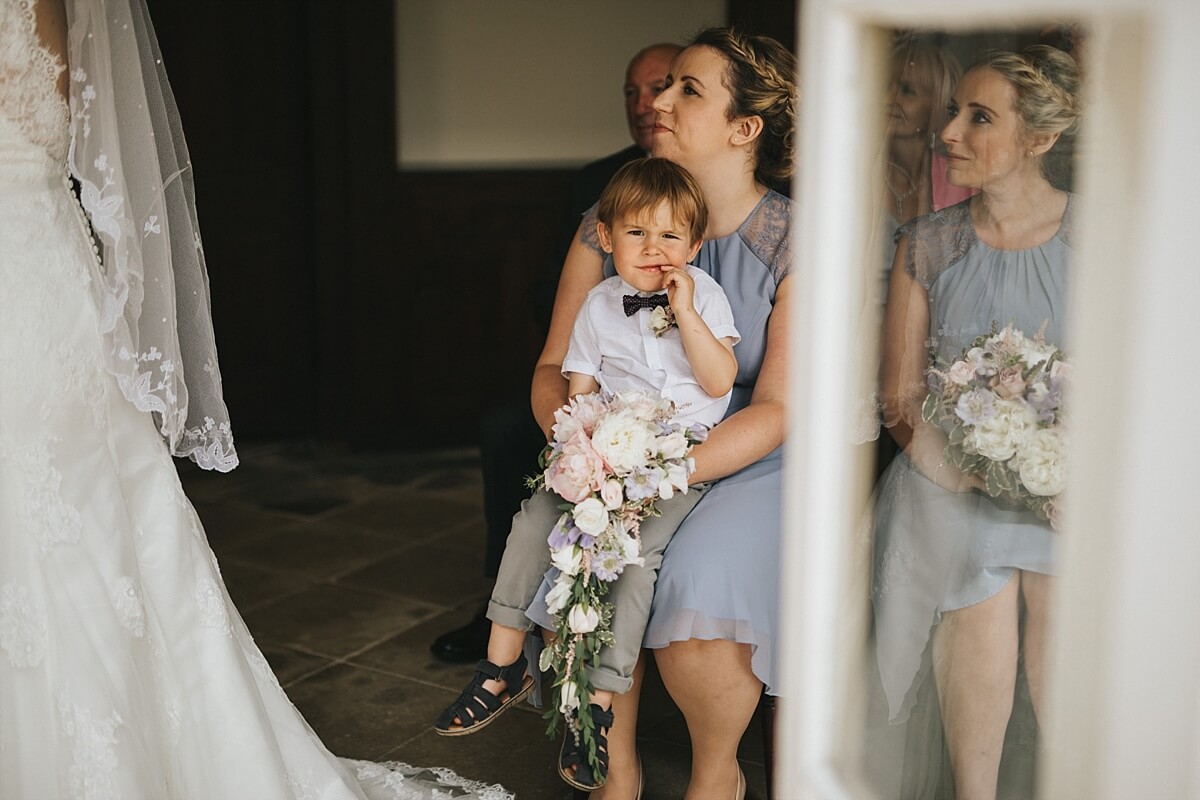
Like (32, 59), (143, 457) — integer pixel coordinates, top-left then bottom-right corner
(527, 389), (703, 771)
(922, 323), (1069, 528)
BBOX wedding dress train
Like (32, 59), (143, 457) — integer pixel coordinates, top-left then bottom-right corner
(0, 1), (508, 797)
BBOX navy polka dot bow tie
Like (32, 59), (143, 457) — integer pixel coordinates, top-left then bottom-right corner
(622, 293), (669, 316)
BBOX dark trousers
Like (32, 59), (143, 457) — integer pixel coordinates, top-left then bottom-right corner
(480, 395), (546, 578)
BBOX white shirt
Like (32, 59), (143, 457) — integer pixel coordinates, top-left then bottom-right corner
(563, 267), (740, 430)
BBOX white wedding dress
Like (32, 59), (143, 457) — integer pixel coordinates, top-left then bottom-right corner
(0, 2), (508, 798)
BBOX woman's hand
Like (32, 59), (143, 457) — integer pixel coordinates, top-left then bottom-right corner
(532, 222), (606, 439)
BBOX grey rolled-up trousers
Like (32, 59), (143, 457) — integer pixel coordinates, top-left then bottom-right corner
(487, 483), (710, 694)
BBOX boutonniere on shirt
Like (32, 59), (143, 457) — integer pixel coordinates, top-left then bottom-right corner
(648, 305), (676, 337)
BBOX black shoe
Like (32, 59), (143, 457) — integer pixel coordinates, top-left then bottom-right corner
(430, 609), (490, 664)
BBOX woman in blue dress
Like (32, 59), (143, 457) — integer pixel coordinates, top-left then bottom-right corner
(541, 28), (796, 800)
(872, 46), (1082, 800)
(432, 27), (797, 800)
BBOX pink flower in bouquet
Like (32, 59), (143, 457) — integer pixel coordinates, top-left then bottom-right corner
(993, 365), (1028, 400)
(947, 359), (976, 387)
(551, 392), (609, 441)
(1043, 498), (1063, 531)
(600, 478), (624, 510)
(547, 430), (609, 503)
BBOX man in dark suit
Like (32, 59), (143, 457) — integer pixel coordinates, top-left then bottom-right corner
(567, 42), (682, 226)
(430, 41), (682, 664)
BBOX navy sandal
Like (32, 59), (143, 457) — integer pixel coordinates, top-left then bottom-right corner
(557, 703), (614, 791)
(433, 651), (534, 736)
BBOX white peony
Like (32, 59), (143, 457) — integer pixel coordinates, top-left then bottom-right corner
(591, 408), (656, 475)
(572, 497), (609, 536)
(1016, 428), (1068, 497)
(970, 398), (1039, 461)
(568, 604), (600, 634)
(551, 545), (583, 576)
(544, 574), (574, 614)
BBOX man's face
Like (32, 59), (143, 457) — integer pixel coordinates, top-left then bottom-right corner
(625, 48), (677, 151)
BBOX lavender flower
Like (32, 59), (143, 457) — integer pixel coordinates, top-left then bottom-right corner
(624, 465), (666, 501)
(955, 387), (997, 425)
(591, 549), (626, 582)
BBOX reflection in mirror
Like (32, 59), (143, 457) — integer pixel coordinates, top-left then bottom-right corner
(847, 24), (1086, 800)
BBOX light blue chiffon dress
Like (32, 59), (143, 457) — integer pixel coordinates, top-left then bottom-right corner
(527, 190), (792, 695)
(866, 196), (1073, 798)
(873, 195), (1072, 722)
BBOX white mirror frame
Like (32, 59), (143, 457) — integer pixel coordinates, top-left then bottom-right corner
(779, 0), (1200, 797)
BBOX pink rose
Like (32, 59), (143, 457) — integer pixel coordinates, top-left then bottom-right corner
(546, 430), (609, 503)
(600, 478), (624, 510)
(993, 366), (1028, 400)
(1043, 498), (1063, 531)
(947, 360), (976, 386)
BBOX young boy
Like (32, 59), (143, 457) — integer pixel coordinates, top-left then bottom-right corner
(434, 158), (738, 791)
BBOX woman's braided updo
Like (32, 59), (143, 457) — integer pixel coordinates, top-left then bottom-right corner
(972, 45), (1082, 185)
(690, 27), (798, 191)
(974, 45), (1081, 138)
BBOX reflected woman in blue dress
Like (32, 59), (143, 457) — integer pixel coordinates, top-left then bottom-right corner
(872, 46), (1082, 800)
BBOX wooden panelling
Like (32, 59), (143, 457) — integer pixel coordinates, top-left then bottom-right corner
(148, 0), (795, 449)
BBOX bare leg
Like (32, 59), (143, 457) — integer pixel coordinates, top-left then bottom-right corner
(1019, 571), (1055, 720)
(590, 656), (647, 800)
(656, 639), (759, 800)
(932, 575), (1020, 800)
(439, 622), (527, 728)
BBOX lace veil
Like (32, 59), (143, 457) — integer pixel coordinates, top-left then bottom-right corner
(64, 0), (236, 471)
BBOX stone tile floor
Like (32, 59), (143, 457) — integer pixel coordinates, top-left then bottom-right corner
(178, 441), (769, 800)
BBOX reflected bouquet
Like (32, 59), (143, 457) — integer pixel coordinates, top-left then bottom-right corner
(527, 389), (703, 772)
(922, 323), (1070, 528)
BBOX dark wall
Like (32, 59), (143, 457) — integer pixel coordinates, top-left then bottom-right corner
(149, 0), (795, 451)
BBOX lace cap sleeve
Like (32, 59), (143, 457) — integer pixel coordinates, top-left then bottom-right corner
(579, 204), (604, 257)
(739, 190), (792, 284)
(895, 200), (975, 289)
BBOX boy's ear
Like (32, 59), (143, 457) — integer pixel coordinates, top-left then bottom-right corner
(596, 222), (614, 254)
(686, 238), (702, 262)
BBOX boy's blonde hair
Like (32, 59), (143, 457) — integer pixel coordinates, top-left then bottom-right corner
(596, 158), (708, 245)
